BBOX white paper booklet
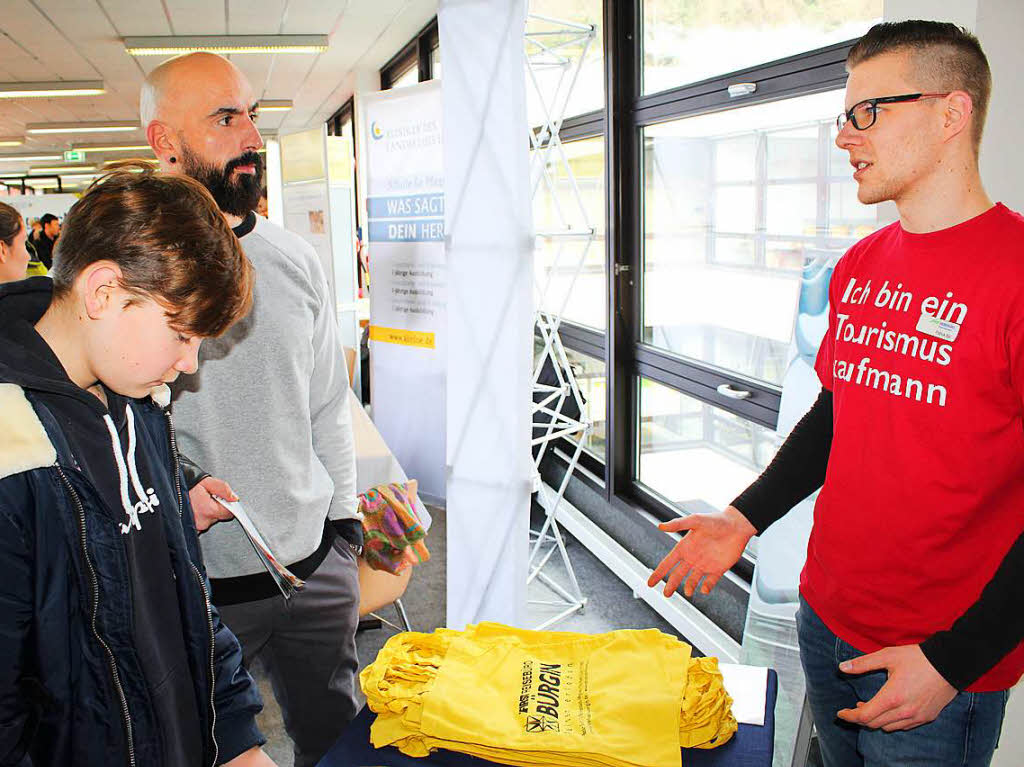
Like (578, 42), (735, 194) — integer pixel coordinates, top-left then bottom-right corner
(213, 495), (306, 599)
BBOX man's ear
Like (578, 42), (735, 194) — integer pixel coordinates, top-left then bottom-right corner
(943, 90), (974, 143)
(81, 262), (124, 320)
(146, 120), (179, 170)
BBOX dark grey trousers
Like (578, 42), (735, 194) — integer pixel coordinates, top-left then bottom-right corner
(217, 539), (361, 767)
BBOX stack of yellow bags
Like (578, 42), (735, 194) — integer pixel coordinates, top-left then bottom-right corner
(360, 622), (737, 767)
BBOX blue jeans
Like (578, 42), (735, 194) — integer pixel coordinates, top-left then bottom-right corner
(796, 597), (1008, 767)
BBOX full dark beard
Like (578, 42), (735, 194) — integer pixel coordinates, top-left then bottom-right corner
(180, 143), (264, 218)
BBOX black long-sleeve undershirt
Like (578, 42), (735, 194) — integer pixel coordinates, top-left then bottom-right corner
(731, 388), (833, 535)
(729, 388), (1024, 691)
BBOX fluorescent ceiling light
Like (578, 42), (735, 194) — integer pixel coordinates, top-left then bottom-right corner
(0, 137), (24, 147)
(0, 80), (105, 98)
(0, 154), (62, 162)
(73, 143), (153, 154)
(124, 35), (328, 56)
(259, 100), (293, 112)
(30, 166), (97, 174)
(27, 121), (139, 135)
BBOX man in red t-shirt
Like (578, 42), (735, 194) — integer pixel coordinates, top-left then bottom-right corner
(649, 20), (1022, 766)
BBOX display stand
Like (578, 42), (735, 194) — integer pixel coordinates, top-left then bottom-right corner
(525, 14), (597, 630)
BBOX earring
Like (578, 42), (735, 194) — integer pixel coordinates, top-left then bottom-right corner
(169, 156), (177, 163)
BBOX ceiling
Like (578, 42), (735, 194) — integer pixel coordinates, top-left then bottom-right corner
(0, 0), (437, 183)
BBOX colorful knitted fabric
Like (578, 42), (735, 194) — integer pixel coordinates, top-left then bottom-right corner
(359, 480), (430, 574)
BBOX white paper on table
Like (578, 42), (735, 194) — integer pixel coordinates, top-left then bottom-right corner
(719, 663), (768, 726)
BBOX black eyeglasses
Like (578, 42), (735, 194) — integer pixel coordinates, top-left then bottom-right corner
(837, 92), (951, 131)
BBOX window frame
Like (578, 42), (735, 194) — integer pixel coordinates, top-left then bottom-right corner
(380, 18), (440, 89)
(542, 1), (865, 533)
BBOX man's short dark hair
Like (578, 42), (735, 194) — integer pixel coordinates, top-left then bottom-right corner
(39, 213), (58, 227)
(848, 20), (991, 153)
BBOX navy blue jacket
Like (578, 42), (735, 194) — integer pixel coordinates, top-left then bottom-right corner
(0, 279), (264, 767)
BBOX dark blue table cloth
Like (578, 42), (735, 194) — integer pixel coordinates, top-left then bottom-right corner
(317, 669), (777, 767)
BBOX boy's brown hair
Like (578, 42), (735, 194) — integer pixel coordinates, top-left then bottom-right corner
(848, 20), (991, 154)
(50, 163), (253, 337)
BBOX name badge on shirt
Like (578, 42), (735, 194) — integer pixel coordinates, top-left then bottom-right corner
(916, 314), (960, 342)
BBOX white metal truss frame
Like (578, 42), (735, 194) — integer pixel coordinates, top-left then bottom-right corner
(525, 12), (596, 630)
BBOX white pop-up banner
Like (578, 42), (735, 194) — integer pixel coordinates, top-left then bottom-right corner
(362, 81), (446, 500)
(441, 0), (533, 629)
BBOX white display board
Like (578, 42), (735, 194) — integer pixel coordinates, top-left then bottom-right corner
(362, 80), (447, 501)
(440, 0), (533, 629)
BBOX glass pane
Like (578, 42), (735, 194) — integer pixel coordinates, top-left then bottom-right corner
(526, 1), (604, 124)
(533, 341), (607, 461)
(638, 378), (779, 514)
(642, 0), (883, 95)
(533, 136), (606, 330)
(642, 89), (897, 387)
(431, 45), (441, 79)
(390, 62), (419, 90)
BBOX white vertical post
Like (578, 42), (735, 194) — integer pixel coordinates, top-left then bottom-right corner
(441, 0), (533, 629)
(265, 137), (283, 228)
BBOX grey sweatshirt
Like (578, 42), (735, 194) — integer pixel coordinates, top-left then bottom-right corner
(171, 214), (358, 579)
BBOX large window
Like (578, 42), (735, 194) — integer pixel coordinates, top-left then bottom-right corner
(521, 1), (893, 545)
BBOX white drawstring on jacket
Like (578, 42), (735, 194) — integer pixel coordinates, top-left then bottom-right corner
(102, 405), (161, 535)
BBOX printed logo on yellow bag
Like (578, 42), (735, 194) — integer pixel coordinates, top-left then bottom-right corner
(517, 660), (592, 736)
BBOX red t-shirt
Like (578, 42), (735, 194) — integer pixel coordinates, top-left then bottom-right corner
(805, 203), (1024, 692)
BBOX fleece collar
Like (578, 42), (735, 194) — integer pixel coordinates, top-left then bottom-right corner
(0, 383), (57, 481)
(0, 383), (172, 481)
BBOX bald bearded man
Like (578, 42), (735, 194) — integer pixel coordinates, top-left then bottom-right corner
(141, 53), (362, 767)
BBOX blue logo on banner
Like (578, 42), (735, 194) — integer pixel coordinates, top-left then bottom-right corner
(369, 219), (444, 242)
(367, 194), (444, 218)
(371, 121), (384, 140)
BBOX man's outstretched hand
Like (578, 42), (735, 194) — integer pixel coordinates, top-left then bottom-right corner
(647, 506), (757, 598)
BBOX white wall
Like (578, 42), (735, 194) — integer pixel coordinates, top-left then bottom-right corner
(975, 0), (1024, 210)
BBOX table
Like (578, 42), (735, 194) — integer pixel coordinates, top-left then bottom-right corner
(317, 669), (777, 767)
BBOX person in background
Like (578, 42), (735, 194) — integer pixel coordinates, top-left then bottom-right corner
(0, 203), (31, 282)
(28, 218), (41, 243)
(649, 20), (1021, 767)
(34, 213), (60, 270)
(142, 52), (361, 767)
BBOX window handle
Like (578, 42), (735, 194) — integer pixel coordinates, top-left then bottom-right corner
(716, 383), (751, 400)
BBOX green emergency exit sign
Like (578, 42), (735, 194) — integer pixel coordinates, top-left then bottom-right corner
(63, 150), (84, 162)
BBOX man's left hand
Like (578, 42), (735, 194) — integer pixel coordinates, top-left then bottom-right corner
(836, 644), (957, 731)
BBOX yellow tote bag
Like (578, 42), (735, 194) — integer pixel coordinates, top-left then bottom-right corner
(374, 628), (690, 767)
(362, 624), (738, 766)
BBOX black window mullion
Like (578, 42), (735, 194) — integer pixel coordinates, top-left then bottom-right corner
(634, 40), (854, 122)
(604, 0), (640, 504)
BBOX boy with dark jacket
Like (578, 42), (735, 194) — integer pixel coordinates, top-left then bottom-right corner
(0, 166), (277, 767)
